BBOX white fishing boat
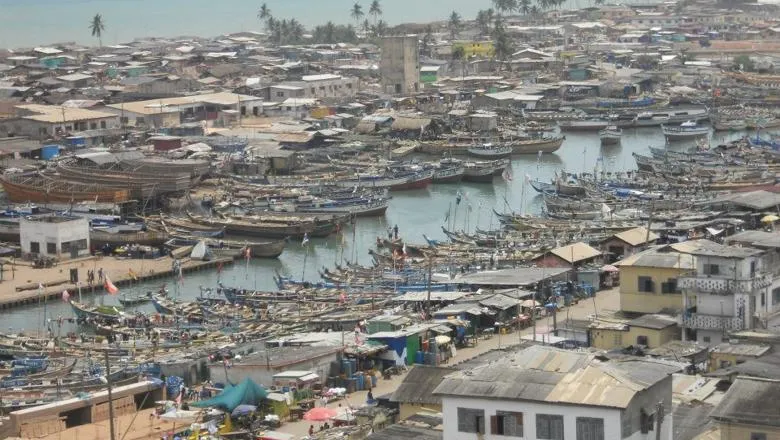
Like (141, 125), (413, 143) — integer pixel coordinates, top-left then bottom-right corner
(467, 143), (513, 159)
(662, 121), (710, 141)
(713, 119), (747, 131)
(598, 126), (622, 145)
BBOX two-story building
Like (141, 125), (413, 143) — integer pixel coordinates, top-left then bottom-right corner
(433, 345), (681, 440)
(615, 246), (694, 315)
(678, 240), (776, 346)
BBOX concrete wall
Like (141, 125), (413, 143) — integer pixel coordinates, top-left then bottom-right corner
(591, 325), (679, 350)
(302, 77), (359, 99)
(20, 217), (90, 258)
(0, 116), (120, 140)
(620, 375), (673, 440)
(399, 403), (441, 420)
(441, 395), (623, 440)
(380, 36), (419, 95)
(718, 421), (780, 440)
(619, 266), (685, 314)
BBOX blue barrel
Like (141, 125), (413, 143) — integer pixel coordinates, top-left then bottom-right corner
(342, 360), (352, 377)
(415, 351), (424, 364)
(371, 375), (377, 387)
(41, 145), (60, 160)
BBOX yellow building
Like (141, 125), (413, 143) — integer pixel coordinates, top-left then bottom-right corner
(451, 40), (495, 58)
(707, 342), (770, 373)
(710, 376), (780, 440)
(390, 365), (454, 420)
(590, 313), (679, 350)
(615, 248), (695, 314)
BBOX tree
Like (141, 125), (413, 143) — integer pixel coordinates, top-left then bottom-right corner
(421, 25), (435, 57)
(493, 17), (513, 62)
(733, 54), (755, 72)
(258, 3), (271, 21)
(369, 0), (382, 25)
(529, 5), (540, 15)
(351, 2), (364, 26)
(288, 19), (305, 43)
(452, 45), (465, 60)
(90, 13), (105, 47)
(372, 19), (389, 37)
(362, 18), (372, 36)
(519, 0), (532, 15)
(447, 11), (461, 41)
(476, 10), (490, 36)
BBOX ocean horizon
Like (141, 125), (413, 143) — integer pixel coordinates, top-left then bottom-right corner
(0, 0), (609, 49)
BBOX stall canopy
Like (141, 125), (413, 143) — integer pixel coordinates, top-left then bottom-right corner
(192, 377), (268, 411)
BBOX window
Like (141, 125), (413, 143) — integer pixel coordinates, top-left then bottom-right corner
(638, 276), (654, 293)
(137, 117), (146, 124)
(346, 83), (352, 89)
(613, 332), (623, 347)
(636, 335), (649, 346)
(772, 287), (780, 305)
(703, 336), (711, 343)
(100, 120), (106, 128)
(576, 417), (604, 440)
(660, 279), (679, 294)
(751, 433), (767, 440)
(310, 87), (315, 94)
(703, 263), (720, 275)
(457, 408), (485, 434)
(536, 414), (564, 440)
(750, 260), (756, 275)
(30, 241), (40, 254)
(492, 411), (523, 437)
(46, 242), (56, 254)
(276, 91), (284, 97)
(90, 122), (97, 129)
(120, 117), (129, 124)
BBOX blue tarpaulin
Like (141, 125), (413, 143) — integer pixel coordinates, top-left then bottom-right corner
(191, 378), (268, 412)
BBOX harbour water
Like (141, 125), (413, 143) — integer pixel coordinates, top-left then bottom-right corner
(1, 0), (652, 48)
(0, 127), (751, 331)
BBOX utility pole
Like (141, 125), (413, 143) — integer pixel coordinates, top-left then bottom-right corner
(655, 401), (664, 440)
(426, 256), (433, 319)
(104, 351), (117, 440)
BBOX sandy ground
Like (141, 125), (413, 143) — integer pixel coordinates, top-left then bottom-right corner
(273, 287), (619, 439)
(38, 408), (187, 440)
(0, 255), (226, 305)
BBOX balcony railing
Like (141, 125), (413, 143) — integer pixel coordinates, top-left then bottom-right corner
(683, 313), (743, 331)
(678, 274), (772, 295)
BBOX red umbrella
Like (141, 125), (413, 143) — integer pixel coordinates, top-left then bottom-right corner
(303, 407), (338, 421)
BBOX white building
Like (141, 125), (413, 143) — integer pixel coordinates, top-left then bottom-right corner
(300, 74), (359, 99)
(433, 345), (680, 440)
(0, 104), (120, 142)
(679, 239), (780, 346)
(20, 215), (90, 259)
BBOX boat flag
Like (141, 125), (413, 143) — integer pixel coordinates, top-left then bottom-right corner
(104, 276), (119, 295)
(525, 173), (532, 183)
(339, 292), (346, 303)
(455, 190), (462, 205)
(217, 262), (223, 274)
(61, 290), (70, 302)
(444, 209), (450, 222)
(402, 243), (407, 256)
(502, 166), (513, 181)
(244, 246), (251, 261)
(128, 268), (138, 281)
(177, 265), (184, 285)
(302, 232), (310, 247)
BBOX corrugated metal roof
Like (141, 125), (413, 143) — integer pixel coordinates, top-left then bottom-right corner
(390, 365), (456, 405)
(434, 345), (680, 409)
(550, 242), (601, 264)
(710, 376), (780, 427)
(613, 226), (659, 247)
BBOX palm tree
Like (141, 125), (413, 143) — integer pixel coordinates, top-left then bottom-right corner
(351, 3), (364, 26)
(529, 4), (540, 15)
(257, 3), (271, 21)
(373, 19), (388, 37)
(476, 10), (489, 36)
(89, 13), (105, 47)
(519, 0), (532, 15)
(362, 18), (371, 36)
(324, 21), (337, 43)
(289, 18), (304, 43)
(447, 11), (461, 41)
(369, 0), (382, 25)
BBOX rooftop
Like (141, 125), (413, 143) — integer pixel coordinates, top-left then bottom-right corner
(709, 376), (780, 428)
(390, 365), (456, 405)
(549, 241), (602, 264)
(453, 267), (570, 287)
(615, 247), (695, 270)
(105, 92), (259, 115)
(16, 104), (117, 123)
(611, 226), (660, 247)
(433, 345), (681, 408)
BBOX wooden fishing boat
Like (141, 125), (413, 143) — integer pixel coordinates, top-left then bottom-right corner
(70, 301), (123, 323)
(662, 121), (710, 141)
(713, 119), (747, 131)
(462, 159), (507, 183)
(166, 236), (287, 259)
(559, 119), (610, 131)
(0, 358), (77, 380)
(186, 212), (335, 239)
(90, 229), (170, 247)
(467, 144), (513, 159)
(432, 163), (465, 183)
(0, 173), (130, 203)
(118, 291), (154, 306)
(599, 126), (622, 145)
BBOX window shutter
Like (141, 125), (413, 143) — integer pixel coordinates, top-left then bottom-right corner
(490, 415), (498, 434)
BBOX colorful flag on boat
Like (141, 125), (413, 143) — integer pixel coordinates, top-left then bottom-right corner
(244, 246), (251, 260)
(302, 233), (310, 247)
(128, 268), (138, 281)
(61, 290), (70, 302)
(104, 276), (119, 295)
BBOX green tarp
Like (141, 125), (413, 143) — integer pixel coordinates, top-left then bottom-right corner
(191, 377), (268, 411)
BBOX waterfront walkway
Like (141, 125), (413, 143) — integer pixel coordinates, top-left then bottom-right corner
(0, 254), (232, 309)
